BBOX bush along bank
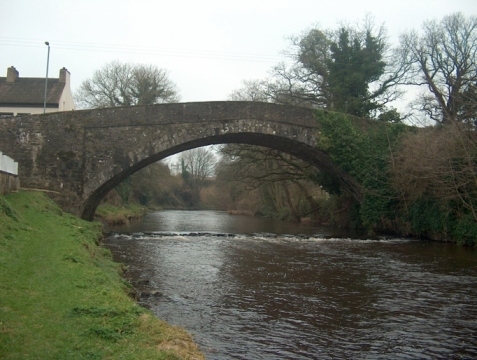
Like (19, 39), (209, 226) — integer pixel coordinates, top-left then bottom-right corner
(315, 110), (477, 245)
(0, 191), (204, 360)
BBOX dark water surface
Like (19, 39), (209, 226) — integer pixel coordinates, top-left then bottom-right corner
(103, 210), (477, 359)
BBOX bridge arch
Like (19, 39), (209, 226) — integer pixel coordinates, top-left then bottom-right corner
(0, 101), (362, 219)
(81, 131), (362, 220)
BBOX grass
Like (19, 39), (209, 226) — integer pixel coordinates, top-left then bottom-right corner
(95, 204), (149, 226)
(0, 191), (204, 360)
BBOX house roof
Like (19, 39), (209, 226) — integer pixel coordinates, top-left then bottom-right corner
(0, 75), (65, 107)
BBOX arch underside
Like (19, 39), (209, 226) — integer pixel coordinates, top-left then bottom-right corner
(81, 133), (362, 221)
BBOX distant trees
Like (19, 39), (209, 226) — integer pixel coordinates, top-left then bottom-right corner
(179, 148), (217, 185)
(399, 13), (477, 125)
(75, 61), (180, 109)
(228, 79), (271, 102)
(177, 148), (218, 208)
(217, 144), (326, 221)
(103, 161), (184, 208)
(129, 162), (183, 208)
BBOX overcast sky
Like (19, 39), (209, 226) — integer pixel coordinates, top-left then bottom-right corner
(1, 0), (476, 105)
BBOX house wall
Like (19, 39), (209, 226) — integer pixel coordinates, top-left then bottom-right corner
(0, 106), (58, 116)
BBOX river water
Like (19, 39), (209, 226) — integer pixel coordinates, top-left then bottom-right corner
(103, 210), (477, 359)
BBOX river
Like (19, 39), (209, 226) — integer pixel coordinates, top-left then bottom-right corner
(103, 210), (477, 359)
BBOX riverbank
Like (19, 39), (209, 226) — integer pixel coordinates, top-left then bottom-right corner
(95, 203), (149, 226)
(0, 191), (204, 360)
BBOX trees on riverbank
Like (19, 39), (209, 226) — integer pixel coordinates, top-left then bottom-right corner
(218, 12), (477, 244)
(391, 121), (477, 243)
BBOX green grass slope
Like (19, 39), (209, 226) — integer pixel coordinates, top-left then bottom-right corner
(0, 191), (203, 360)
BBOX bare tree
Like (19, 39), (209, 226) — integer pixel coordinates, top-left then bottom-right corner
(179, 147), (217, 185)
(391, 123), (477, 221)
(399, 12), (477, 124)
(218, 144), (327, 221)
(228, 79), (271, 102)
(75, 61), (180, 109)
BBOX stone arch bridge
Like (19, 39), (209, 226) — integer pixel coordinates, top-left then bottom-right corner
(0, 101), (363, 220)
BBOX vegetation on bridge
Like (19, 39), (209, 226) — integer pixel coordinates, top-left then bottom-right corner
(0, 191), (204, 359)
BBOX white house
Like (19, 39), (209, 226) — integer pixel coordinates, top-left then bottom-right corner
(0, 66), (75, 116)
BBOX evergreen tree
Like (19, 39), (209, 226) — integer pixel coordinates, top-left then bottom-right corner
(327, 29), (386, 116)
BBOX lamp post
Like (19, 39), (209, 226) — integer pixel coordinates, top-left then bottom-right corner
(43, 41), (50, 114)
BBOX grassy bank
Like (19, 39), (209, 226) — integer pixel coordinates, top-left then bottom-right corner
(95, 203), (149, 226)
(0, 191), (204, 360)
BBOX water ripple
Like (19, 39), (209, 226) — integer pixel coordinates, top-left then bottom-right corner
(103, 212), (477, 360)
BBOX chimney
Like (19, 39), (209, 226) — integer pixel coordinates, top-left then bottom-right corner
(59, 67), (70, 83)
(6, 66), (19, 82)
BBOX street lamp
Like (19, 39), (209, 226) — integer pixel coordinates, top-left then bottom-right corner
(43, 41), (50, 114)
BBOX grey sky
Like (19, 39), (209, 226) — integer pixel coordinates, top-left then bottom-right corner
(1, 0), (476, 104)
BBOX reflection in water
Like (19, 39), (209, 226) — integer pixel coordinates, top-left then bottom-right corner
(103, 211), (477, 359)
